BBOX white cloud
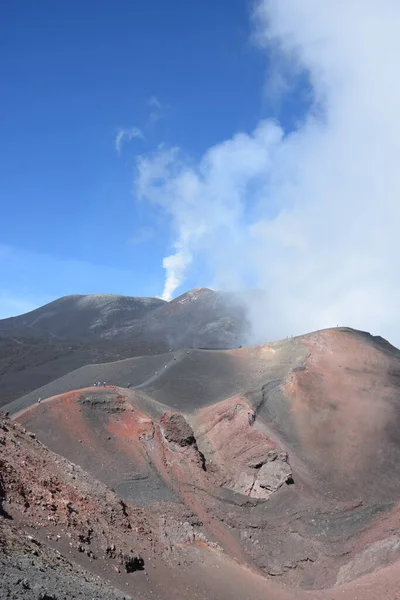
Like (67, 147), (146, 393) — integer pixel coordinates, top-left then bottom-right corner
(147, 95), (168, 126)
(115, 127), (144, 155)
(134, 0), (400, 345)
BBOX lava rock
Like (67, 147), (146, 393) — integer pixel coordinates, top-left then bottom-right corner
(160, 413), (196, 447)
(123, 553), (144, 573)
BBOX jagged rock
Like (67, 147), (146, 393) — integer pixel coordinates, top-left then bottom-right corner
(278, 451), (289, 463)
(160, 413), (196, 447)
(122, 553), (144, 573)
(248, 411), (256, 426)
(248, 450), (278, 469)
(256, 459), (292, 494)
(106, 544), (117, 559)
(234, 471), (257, 496)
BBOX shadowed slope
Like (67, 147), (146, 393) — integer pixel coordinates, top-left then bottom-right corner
(0, 288), (250, 348)
(0, 294), (165, 340)
(4, 341), (307, 415)
(0, 289), (253, 407)
(111, 288), (249, 348)
(0, 336), (169, 407)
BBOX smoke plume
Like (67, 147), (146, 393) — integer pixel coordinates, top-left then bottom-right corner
(135, 0), (400, 344)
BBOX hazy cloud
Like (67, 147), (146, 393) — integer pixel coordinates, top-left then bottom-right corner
(134, 0), (400, 345)
(148, 95), (162, 110)
(115, 127), (144, 155)
(147, 95), (168, 126)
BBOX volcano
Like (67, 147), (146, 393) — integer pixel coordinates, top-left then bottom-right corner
(1, 294), (400, 599)
(0, 289), (249, 406)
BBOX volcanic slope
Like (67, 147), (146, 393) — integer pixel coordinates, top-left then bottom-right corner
(0, 294), (165, 340)
(1, 412), (298, 600)
(6, 339), (307, 414)
(0, 287), (249, 348)
(0, 288), (250, 405)
(5, 327), (400, 597)
(110, 287), (249, 348)
(0, 336), (169, 408)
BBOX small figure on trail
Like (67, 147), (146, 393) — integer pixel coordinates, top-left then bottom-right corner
(103, 381), (106, 387)
(37, 397), (41, 403)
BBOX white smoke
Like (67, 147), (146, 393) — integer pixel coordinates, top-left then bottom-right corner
(135, 0), (400, 345)
(162, 250), (192, 301)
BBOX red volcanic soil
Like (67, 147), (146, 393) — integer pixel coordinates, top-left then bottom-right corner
(1, 412), (294, 600)
(15, 387), (176, 507)
(4, 328), (400, 598)
(279, 329), (400, 502)
(192, 395), (287, 497)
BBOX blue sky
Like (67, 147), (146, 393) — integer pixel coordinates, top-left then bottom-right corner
(0, 0), (313, 318)
(2, 1), (399, 346)
(0, 0), (275, 316)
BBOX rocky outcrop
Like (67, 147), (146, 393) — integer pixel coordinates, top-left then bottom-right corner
(0, 519), (132, 600)
(0, 414), (154, 581)
(233, 450), (293, 499)
(160, 413), (196, 447)
(192, 396), (293, 499)
(252, 452), (293, 498)
(160, 412), (206, 471)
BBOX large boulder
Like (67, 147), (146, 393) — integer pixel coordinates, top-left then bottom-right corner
(160, 413), (196, 447)
(253, 456), (292, 498)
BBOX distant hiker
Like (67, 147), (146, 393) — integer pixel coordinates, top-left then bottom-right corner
(37, 397), (41, 403)
(103, 381), (106, 387)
